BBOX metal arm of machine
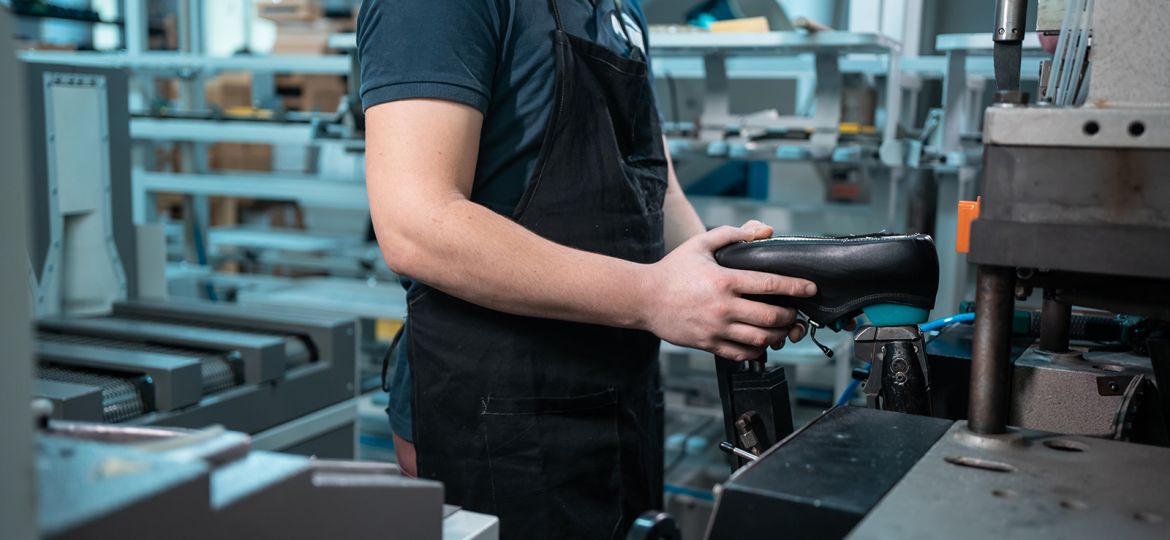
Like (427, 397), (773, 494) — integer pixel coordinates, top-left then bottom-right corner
(855, 325), (932, 415)
(993, 0), (1029, 92)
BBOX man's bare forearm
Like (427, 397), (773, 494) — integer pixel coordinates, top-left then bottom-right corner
(664, 190), (705, 251)
(367, 99), (815, 360)
(377, 193), (652, 329)
(661, 136), (706, 251)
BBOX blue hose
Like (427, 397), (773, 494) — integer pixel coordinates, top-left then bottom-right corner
(833, 312), (976, 406)
(835, 377), (864, 407)
(919, 312), (975, 333)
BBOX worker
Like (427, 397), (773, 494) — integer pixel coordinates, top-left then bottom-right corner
(358, 1), (814, 537)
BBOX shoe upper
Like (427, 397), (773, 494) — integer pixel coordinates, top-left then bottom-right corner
(714, 233), (940, 327)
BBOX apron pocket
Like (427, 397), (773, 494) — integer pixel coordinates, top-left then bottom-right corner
(481, 388), (624, 539)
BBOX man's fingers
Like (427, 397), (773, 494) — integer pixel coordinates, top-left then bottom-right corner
(739, 220), (773, 240)
(696, 225), (756, 251)
(730, 269), (817, 297)
(728, 299), (798, 328)
(788, 322), (807, 343)
(723, 323), (786, 350)
(713, 340), (766, 362)
(695, 221), (775, 252)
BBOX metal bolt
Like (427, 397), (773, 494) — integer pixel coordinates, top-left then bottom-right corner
(1108, 381), (1120, 393)
(891, 358), (909, 373)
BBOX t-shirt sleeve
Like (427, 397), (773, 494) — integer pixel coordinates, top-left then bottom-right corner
(357, 0), (500, 113)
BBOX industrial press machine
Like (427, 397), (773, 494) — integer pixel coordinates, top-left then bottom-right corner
(632, 1), (1170, 538)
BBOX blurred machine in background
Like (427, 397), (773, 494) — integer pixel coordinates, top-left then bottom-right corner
(22, 60), (361, 458)
(4, 11), (499, 538)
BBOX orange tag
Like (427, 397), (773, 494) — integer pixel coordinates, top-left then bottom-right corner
(956, 197), (981, 253)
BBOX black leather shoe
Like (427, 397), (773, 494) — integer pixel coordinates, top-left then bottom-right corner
(714, 233), (940, 327)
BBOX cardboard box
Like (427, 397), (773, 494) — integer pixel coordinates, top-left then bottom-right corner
(257, 0), (322, 23)
(709, 16), (770, 33)
(270, 18), (351, 54)
(276, 74), (345, 112)
(205, 73), (253, 109)
(208, 143), (273, 172)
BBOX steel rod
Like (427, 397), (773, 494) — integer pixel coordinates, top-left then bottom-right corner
(1039, 292), (1072, 353)
(968, 266), (1016, 434)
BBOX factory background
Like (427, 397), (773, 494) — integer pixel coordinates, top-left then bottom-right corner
(3, 0), (1168, 539)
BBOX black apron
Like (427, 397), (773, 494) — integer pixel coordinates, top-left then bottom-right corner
(407, 0), (668, 538)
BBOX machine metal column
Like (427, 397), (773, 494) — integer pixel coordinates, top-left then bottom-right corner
(1038, 291), (1072, 353)
(967, 266), (1015, 434)
(0, 11), (37, 539)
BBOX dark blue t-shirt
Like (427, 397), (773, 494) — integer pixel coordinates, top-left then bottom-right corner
(358, 0), (656, 441)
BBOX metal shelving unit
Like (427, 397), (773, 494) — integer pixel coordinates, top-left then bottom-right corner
(651, 31), (902, 162)
(19, 2), (369, 282)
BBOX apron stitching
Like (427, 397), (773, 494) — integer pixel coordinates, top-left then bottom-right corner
(579, 50), (645, 77)
(484, 420), (498, 510)
(609, 408), (623, 539)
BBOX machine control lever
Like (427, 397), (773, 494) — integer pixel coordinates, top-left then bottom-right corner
(714, 356), (794, 471)
(718, 441), (760, 463)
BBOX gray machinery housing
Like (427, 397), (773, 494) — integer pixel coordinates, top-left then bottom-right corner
(969, 0), (1170, 441)
(22, 62), (362, 459)
(693, 2), (1170, 538)
(38, 423), (448, 540)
